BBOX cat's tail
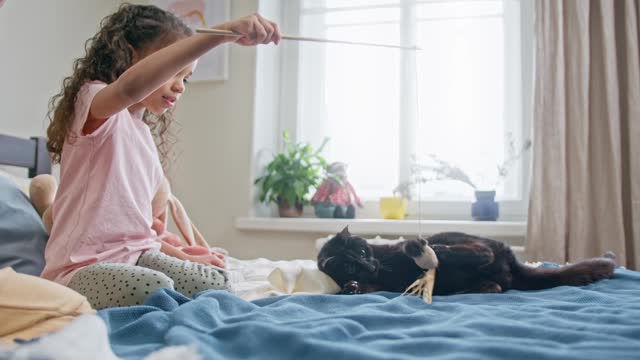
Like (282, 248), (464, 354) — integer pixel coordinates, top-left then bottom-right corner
(511, 252), (616, 290)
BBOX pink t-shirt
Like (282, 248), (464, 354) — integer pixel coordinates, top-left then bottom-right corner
(41, 81), (164, 285)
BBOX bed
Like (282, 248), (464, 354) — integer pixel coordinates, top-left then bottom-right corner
(1, 133), (639, 360)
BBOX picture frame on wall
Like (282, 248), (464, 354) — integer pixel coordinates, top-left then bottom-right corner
(151, 0), (230, 81)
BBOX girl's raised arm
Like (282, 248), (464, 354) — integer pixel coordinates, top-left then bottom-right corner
(90, 13), (280, 120)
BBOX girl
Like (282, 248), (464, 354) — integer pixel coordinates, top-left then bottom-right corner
(37, 4), (280, 309)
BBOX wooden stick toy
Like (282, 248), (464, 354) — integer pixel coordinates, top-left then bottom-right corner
(196, 28), (421, 50)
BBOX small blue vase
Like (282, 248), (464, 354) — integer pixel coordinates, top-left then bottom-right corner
(471, 190), (499, 221)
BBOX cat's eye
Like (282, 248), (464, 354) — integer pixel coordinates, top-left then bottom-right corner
(360, 249), (366, 257)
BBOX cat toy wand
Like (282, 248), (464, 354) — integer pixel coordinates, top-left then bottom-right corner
(196, 28), (421, 50)
(198, 27), (435, 304)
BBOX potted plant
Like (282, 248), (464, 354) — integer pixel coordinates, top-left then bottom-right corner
(254, 132), (329, 217)
(395, 137), (531, 221)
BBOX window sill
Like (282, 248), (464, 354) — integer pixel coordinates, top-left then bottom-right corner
(236, 217), (526, 238)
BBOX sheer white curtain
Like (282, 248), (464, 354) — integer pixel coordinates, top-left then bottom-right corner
(527, 0), (640, 269)
(288, 1), (529, 219)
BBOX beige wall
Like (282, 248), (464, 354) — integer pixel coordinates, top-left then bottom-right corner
(0, 0), (323, 260)
(0, 0), (119, 138)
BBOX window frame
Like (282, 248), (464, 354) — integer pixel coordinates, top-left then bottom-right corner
(272, 0), (533, 221)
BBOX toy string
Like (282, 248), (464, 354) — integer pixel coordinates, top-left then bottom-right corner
(412, 37), (423, 239)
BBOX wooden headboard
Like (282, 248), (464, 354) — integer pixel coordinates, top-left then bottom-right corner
(0, 134), (51, 177)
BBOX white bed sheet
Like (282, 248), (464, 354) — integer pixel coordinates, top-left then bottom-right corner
(226, 257), (340, 301)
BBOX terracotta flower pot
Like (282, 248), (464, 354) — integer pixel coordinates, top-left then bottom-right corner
(278, 199), (304, 218)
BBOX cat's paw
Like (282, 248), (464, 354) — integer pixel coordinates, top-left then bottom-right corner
(573, 259), (616, 285)
(476, 248), (495, 266)
(477, 281), (502, 293)
(340, 280), (362, 295)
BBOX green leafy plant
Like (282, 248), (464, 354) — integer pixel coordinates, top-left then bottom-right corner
(254, 132), (329, 208)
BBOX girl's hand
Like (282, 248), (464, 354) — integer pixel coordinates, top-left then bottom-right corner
(159, 239), (226, 268)
(216, 13), (281, 46)
(187, 253), (226, 268)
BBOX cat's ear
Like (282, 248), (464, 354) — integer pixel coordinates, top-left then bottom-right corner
(339, 226), (351, 238)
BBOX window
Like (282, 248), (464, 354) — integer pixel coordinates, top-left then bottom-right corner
(275, 0), (532, 220)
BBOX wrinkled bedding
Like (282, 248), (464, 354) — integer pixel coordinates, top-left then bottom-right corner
(97, 265), (640, 360)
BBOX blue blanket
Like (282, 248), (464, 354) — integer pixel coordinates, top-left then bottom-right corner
(99, 266), (640, 360)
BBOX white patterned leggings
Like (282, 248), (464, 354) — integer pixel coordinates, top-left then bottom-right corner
(68, 250), (228, 310)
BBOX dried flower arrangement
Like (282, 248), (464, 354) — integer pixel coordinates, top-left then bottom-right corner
(394, 137), (532, 200)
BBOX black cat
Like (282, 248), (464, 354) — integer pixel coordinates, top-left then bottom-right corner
(317, 227), (616, 295)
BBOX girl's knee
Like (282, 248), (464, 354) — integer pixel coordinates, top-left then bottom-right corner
(68, 264), (176, 309)
(148, 272), (174, 290)
(132, 271), (175, 300)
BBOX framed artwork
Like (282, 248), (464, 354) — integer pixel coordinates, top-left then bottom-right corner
(151, 0), (230, 81)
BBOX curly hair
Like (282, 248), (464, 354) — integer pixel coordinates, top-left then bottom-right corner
(47, 3), (193, 171)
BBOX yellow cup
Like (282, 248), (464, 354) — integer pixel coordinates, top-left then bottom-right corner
(379, 196), (408, 220)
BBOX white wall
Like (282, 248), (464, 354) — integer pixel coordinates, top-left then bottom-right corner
(0, 0), (120, 138)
